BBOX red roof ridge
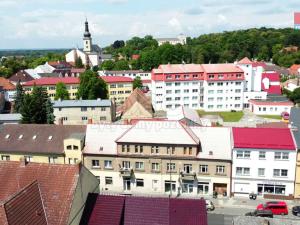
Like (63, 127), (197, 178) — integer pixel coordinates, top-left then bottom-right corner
(238, 57), (252, 64)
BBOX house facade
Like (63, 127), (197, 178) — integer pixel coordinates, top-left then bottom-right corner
(232, 128), (297, 198)
(83, 122), (232, 197)
(53, 99), (115, 125)
(104, 76), (133, 104)
(249, 99), (294, 115)
(99, 70), (151, 80)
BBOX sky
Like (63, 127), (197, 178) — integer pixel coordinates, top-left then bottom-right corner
(0, 0), (298, 49)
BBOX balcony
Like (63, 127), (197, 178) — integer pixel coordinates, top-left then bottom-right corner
(119, 167), (134, 177)
(180, 170), (197, 180)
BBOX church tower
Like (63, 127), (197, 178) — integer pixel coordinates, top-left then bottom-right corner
(83, 19), (92, 53)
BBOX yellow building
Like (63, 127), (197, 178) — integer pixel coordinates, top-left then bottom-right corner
(23, 77), (79, 100)
(23, 76), (133, 104)
(0, 124), (86, 165)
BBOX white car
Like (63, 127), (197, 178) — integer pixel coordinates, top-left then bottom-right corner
(206, 200), (215, 211)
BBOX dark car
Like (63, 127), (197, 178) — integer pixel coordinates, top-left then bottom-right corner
(245, 210), (273, 218)
(292, 206), (300, 216)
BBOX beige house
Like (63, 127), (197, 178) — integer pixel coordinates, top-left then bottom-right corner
(53, 99), (116, 125)
(0, 124), (86, 165)
(83, 122), (232, 196)
(119, 88), (153, 120)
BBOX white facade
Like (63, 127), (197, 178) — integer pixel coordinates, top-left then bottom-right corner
(98, 70), (151, 80)
(232, 148), (296, 197)
(249, 102), (293, 115)
(157, 35), (187, 46)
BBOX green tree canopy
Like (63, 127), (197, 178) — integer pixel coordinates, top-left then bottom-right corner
(133, 76), (143, 90)
(14, 80), (24, 113)
(77, 70), (108, 100)
(75, 57), (84, 68)
(100, 60), (115, 70)
(55, 82), (70, 100)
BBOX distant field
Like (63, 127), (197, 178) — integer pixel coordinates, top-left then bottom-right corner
(197, 110), (244, 122)
(257, 115), (282, 120)
(0, 49), (70, 57)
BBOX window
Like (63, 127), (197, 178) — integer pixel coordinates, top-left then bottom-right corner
(273, 169), (288, 177)
(184, 147), (187, 155)
(274, 152), (289, 160)
(183, 164), (192, 173)
(192, 89), (198, 93)
(184, 89), (189, 93)
(5, 134), (10, 139)
(208, 75), (214, 79)
(152, 163), (160, 171)
(235, 89), (241, 93)
(259, 151), (266, 159)
(236, 150), (251, 159)
(135, 145), (138, 153)
(167, 163), (176, 172)
(175, 90), (180, 94)
(105, 177), (113, 185)
(166, 90), (172, 94)
(24, 155), (32, 162)
(189, 147), (192, 155)
(208, 90), (214, 94)
(81, 107), (87, 112)
(66, 145), (72, 150)
(73, 145), (79, 150)
(216, 165), (225, 174)
(136, 179), (144, 187)
(122, 145), (125, 152)
(172, 147), (175, 154)
(236, 167), (250, 176)
(199, 165), (208, 173)
(217, 82), (223, 86)
(104, 160), (112, 169)
(208, 83), (214, 86)
(82, 116), (88, 121)
(175, 75), (180, 79)
(165, 181), (176, 193)
(139, 145), (143, 153)
(122, 161), (130, 169)
(18, 134), (23, 140)
(100, 116), (106, 121)
(184, 75), (189, 79)
(258, 168), (265, 177)
(208, 97), (214, 102)
(166, 75), (172, 79)
(175, 97), (180, 101)
(92, 160), (100, 168)
(62, 116), (68, 121)
(126, 145), (130, 152)
(166, 83), (172, 86)
(48, 156), (57, 164)
(135, 162), (144, 170)
(101, 107), (106, 111)
(217, 90), (223, 94)
(1, 155), (10, 161)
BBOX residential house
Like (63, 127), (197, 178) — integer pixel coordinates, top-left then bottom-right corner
(0, 161), (99, 225)
(0, 77), (15, 102)
(8, 70), (34, 85)
(289, 64), (300, 75)
(290, 107), (300, 198)
(0, 124), (86, 165)
(119, 88), (153, 120)
(104, 76), (133, 104)
(282, 78), (300, 92)
(156, 34), (187, 46)
(71, 68), (85, 77)
(232, 128), (297, 199)
(81, 194), (207, 225)
(23, 77), (80, 100)
(83, 121), (232, 197)
(99, 70), (151, 80)
(53, 99), (115, 125)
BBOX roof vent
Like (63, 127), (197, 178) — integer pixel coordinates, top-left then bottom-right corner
(48, 136), (53, 140)
(5, 134), (10, 139)
(209, 151), (213, 155)
(32, 135), (37, 140)
(18, 134), (23, 140)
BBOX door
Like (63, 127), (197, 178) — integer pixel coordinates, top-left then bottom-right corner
(182, 181), (194, 193)
(214, 183), (228, 195)
(123, 178), (131, 191)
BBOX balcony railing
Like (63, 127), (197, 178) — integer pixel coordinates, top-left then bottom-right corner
(180, 170), (197, 180)
(119, 167), (133, 177)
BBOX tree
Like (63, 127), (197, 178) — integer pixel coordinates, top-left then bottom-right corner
(75, 57), (84, 68)
(114, 60), (130, 70)
(133, 76), (143, 89)
(14, 80), (24, 113)
(46, 99), (55, 124)
(100, 60), (115, 70)
(77, 70), (108, 100)
(20, 86), (53, 124)
(290, 87), (300, 104)
(112, 40), (125, 49)
(55, 82), (69, 100)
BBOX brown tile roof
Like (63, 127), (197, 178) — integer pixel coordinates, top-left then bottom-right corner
(0, 124), (86, 154)
(8, 70), (34, 83)
(0, 77), (15, 90)
(120, 88), (153, 115)
(0, 161), (81, 225)
(2, 181), (47, 225)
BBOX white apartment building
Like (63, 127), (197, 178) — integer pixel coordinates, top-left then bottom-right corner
(83, 122), (232, 197)
(232, 127), (297, 198)
(98, 70), (151, 80)
(151, 58), (269, 112)
(156, 34), (187, 46)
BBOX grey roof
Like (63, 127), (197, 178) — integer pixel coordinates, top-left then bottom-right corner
(267, 94), (289, 102)
(92, 44), (102, 53)
(156, 38), (180, 42)
(53, 99), (111, 108)
(290, 107), (300, 149)
(0, 114), (21, 122)
(68, 132), (85, 140)
(100, 54), (112, 60)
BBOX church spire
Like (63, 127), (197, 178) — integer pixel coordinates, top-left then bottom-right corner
(84, 19), (91, 38)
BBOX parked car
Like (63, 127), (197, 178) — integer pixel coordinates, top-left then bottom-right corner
(292, 206), (300, 216)
(257, 201), (288, 215)
(205, 200), (215, 211)
(281, 112), (290, 121)
(245, 209), (273, 218)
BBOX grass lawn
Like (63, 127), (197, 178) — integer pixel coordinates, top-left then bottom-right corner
(257, 115), (282, 120)
(197, 110), (244, 122)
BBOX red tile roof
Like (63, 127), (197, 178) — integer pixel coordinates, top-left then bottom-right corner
(201, 64), (243, 73)
(252, 61), (267, 68)
(238, 57), (252, 64)
(2, 181), (47, 225)
(85, 195), (207, 225)
(232, 128), (296, 150)
(101, 76), (133, 83)
(71, 68), (86, 73)
(249, 99), (294, 106)
(0, 77), (15, 90)
(23, 77), (80, 86)
(262, 72), (280, 82)
(261, 72), (281, 94)
(132, 54), (140, 60)
(0, 161), (81, 225)
(9, 70), (34, 83)
(156, 64), (204, 74)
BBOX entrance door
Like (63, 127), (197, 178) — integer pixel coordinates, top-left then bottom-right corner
(213, 183), (227, 195)
(123, 178), (131, 191)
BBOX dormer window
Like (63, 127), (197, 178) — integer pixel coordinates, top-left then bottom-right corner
(48, 136), (53, 140)
(5, 134), (10, 139)
(73, 145), (79, 150)
(18, 135), (23, 139)
(67, 145), (72, 150)
(32, 135), (37, 140)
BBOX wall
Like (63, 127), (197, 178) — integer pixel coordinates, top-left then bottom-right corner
(0, 152), (65, 164)
(108, 82), (133, 104)
(122, 102), (153, 120)
(250, 103), (293, 115)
